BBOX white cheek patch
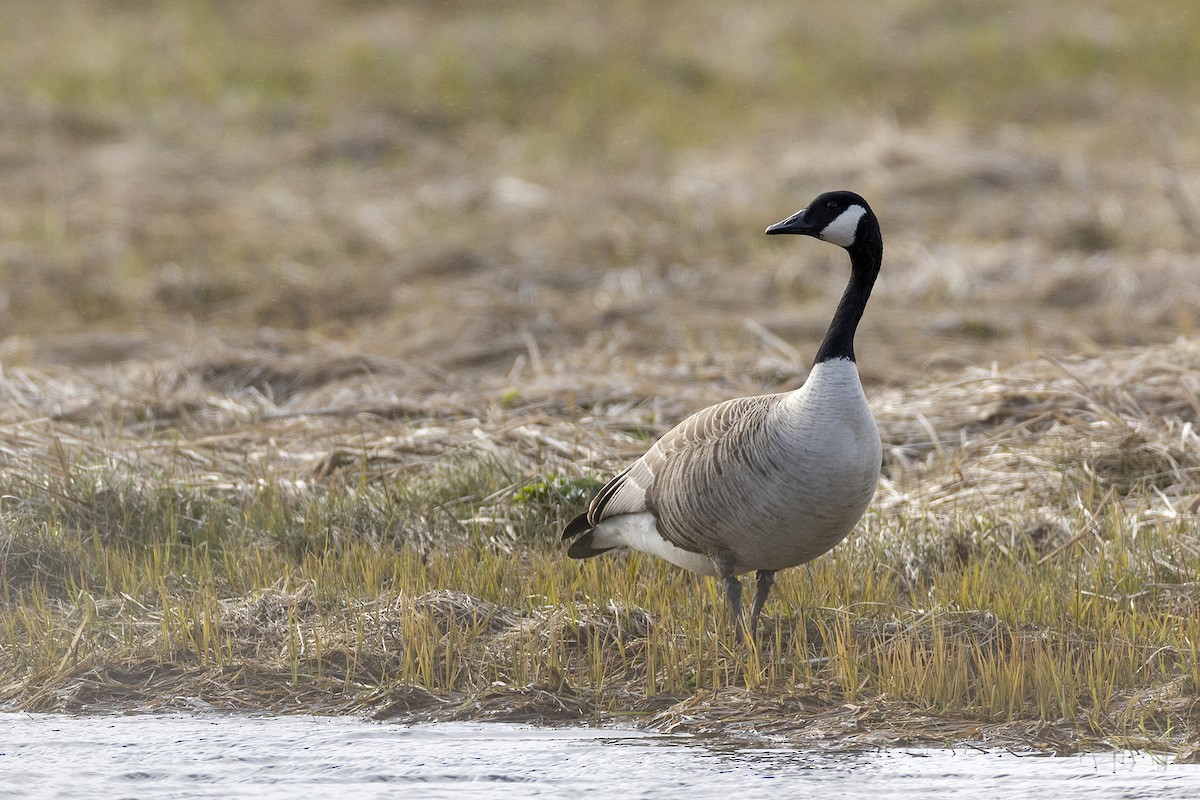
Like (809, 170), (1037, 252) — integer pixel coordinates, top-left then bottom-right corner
(819, 205), (867, 247)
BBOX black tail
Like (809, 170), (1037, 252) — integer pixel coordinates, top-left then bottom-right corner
(566, 531), (616, 560)
(561, 511), (615, 559)
(561, 510), (592, 541)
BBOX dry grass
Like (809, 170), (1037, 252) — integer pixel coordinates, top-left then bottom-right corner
(2, 338), (1200, 754)
(0, 0), (1199, 756)
(1, 1), (1199, 379)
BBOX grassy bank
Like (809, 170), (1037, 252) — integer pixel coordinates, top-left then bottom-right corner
(0, 0), (1199, 756)
(2, 338), (1198, 754)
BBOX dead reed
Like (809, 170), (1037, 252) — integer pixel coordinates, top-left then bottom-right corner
(1, 338), (1199, 754)
(1, 0), (1199, 756)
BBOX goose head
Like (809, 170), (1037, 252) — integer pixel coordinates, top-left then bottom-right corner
(765, 191), (879, 251)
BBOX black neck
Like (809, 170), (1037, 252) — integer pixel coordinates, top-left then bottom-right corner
(813, 236), (882, 364)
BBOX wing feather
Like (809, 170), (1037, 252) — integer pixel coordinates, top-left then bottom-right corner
(560, 393), (786, 555)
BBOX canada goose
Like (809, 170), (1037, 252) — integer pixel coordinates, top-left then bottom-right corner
(561, 190), (883, 640)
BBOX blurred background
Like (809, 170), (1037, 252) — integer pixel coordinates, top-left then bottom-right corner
(1, 0), (1198, 388)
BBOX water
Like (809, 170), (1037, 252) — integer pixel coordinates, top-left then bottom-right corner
(1, 714), (1197, 799)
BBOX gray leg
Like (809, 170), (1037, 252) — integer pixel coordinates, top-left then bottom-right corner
(749, 569), (775, 640)
(714, 552), (743, 641)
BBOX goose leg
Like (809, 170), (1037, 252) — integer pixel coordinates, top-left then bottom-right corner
(714, 552), (744, 642)
(749, 569), (775, 640)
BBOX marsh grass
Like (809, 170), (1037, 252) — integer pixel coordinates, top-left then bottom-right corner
(1, 340), (1199, 753)
(2, 0), (1200, 379)
(1, 0), (1200, 756)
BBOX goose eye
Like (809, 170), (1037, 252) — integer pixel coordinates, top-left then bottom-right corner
(826, 201), (837, 209)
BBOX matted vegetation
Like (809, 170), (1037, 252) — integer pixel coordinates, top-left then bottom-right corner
(1, 0), (1200, 757)
(2, 339), (1199, 754)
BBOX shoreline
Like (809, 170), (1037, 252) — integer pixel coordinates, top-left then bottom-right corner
(2, 643), (1188, 759)
(4, 585), (1197, 758)
(1, 341), (1198, 758)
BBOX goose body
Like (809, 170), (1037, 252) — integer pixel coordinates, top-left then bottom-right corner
(561, 191), (885, 637)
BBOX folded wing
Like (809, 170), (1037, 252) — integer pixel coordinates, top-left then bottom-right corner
(561, 393), (786, 557)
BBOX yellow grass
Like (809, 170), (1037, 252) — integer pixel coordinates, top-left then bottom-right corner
(0, 0), (1199, 756)
(1, 340), (1199, 752)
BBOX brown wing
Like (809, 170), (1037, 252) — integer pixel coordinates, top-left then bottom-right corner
(561, 393), (786, 554)
(645, 394), (785, 554)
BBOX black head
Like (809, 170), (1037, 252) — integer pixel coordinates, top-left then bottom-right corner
(765, 190), (878, 250)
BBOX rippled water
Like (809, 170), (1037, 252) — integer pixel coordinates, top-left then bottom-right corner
(1, 714), (1198, 799)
